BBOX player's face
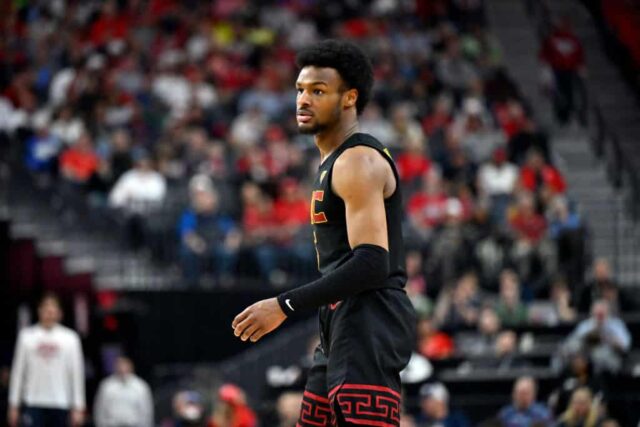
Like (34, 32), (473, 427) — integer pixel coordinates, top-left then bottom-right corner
(295, 66), (350, 135)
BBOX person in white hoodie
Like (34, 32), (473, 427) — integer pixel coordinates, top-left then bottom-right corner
(8, 293), (85, 427)
(93, 356), (153, 427)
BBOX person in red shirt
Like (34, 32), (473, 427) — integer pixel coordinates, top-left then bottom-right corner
(59, 133), (100, 184)
(208, 384), (257, 427)
(520, 149), (566, 202)
(509, 191), (555, 282)
(407, 168), (448, 241)
(539, 16), (587, 125)
(89, 1), (130, 47)
(396, 134), (432, 187)
(273, 178), (309, 239)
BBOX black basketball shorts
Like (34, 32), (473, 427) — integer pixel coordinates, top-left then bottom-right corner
(297, 288), (416, 427)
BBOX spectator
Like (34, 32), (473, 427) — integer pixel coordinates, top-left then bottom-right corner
(492, 330), (524, 370)
(50, 105), (85, 146)
(508, 190), (554, 282)
(406, 251), (433, 316)
(407, 168), (448, 241)
(455, 305), (501, 356)
(435, 272), (483, 331)
(495, 269), (528, 328)
(548, 197), (582, 239)
(359, 102), (395, 146)
(109, 149), (167, 212)
(520, 149), (566, 199)
(208, 383), (257, 427)
(172, 390), (205, 426)
(548, 197), (586, 289)
(436, 37), (478, 98)
(539, 16), (587, 126)
(178, 175), (240, 286)
(8, 293), (85, 427)
(565, 300), (631, 375)
(25, 112), (62, 183)
(528, 278), (576, 326)
(59, 132), (100, 185)
(417, 317), (455, 360)
(416, 382), (470, 427)
(275, 391), (303, 427)
(396, 134), (432, 188)
(498, 376), (552, 427)
(106, 129), (134, 185)
(427, 198), (477, 289)
(109, 149), (167, 249)
(272, 178), (315, 277)
(241, 182), (281, 283)
(390, 103), (425, 149)
(477, 147), (518, 226)
(507, 118), (550, 165)
(555, 387), (603, 427)
(454, 97), (505, 165)
(422, 95), (454, 138)
(548, 353), (602, 417)
(578, 259), (634, 314)
(462, 330), (527, 371)
(93, 356), (154, 427)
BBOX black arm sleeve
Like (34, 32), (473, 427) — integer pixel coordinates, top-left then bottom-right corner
(276, 244), (389, 316)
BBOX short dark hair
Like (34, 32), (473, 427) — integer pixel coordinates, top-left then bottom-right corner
(296, 39), (374, 114)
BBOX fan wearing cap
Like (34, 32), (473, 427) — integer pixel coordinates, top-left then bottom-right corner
(208, 384), (257, 427)
(416, 383), (470, 427)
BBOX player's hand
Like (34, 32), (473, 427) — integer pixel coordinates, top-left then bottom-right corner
(232, 297), (286, 342)
(7, 407), (19, 427)
(70, 409), (84, 426)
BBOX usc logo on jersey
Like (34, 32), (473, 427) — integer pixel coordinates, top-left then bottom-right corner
(310, 190), (328, 224)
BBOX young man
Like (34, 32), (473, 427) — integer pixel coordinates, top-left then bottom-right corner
(8, 293), (85, 427)
(93, 356), (154, 427)
(232, 40), (416, 426)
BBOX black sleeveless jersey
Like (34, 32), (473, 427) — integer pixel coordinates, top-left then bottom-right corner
(309, 132), (407, 289)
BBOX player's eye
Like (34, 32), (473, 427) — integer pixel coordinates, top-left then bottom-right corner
(313, 89), (324, 95)
(296, 88), (304, 94)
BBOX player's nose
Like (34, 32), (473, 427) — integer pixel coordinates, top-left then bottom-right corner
(297, 90), (312, 108)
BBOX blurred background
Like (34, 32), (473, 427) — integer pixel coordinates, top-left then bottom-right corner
(1, 0), (640, 425)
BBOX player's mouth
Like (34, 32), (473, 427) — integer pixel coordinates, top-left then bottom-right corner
(297, 110), (313, 123)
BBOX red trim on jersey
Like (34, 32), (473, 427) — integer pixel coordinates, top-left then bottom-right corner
(304, 390), (330, 404)
(329, 383), (401, 399)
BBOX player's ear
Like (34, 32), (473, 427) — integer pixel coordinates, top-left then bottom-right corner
(344, 88), (358, 109)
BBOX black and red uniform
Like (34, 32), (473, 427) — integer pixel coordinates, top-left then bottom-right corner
(299, 133), (416, 427)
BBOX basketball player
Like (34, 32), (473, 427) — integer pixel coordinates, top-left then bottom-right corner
(232, 39), (416, 426)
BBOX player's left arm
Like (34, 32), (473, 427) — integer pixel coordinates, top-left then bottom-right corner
(232, 146), (393, 343)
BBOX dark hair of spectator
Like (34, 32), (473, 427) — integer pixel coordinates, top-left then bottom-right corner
(296, 39), (374, 114)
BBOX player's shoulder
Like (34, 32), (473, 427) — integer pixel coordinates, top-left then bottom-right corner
(334, 145), (387, 180)
(335, 135), (388, 171)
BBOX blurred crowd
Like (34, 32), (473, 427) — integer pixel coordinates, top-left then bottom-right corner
(2, 0), (638, 426)
(0, 0), (589, 290)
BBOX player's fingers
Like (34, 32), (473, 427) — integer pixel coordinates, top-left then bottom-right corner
(241, 323), (259, 341)
(232, 309), (250, 329)
(233, 315), (254, 337)
(250, 329), (266, 342)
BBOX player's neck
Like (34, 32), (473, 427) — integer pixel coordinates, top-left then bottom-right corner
(315, 119), (359, 163)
